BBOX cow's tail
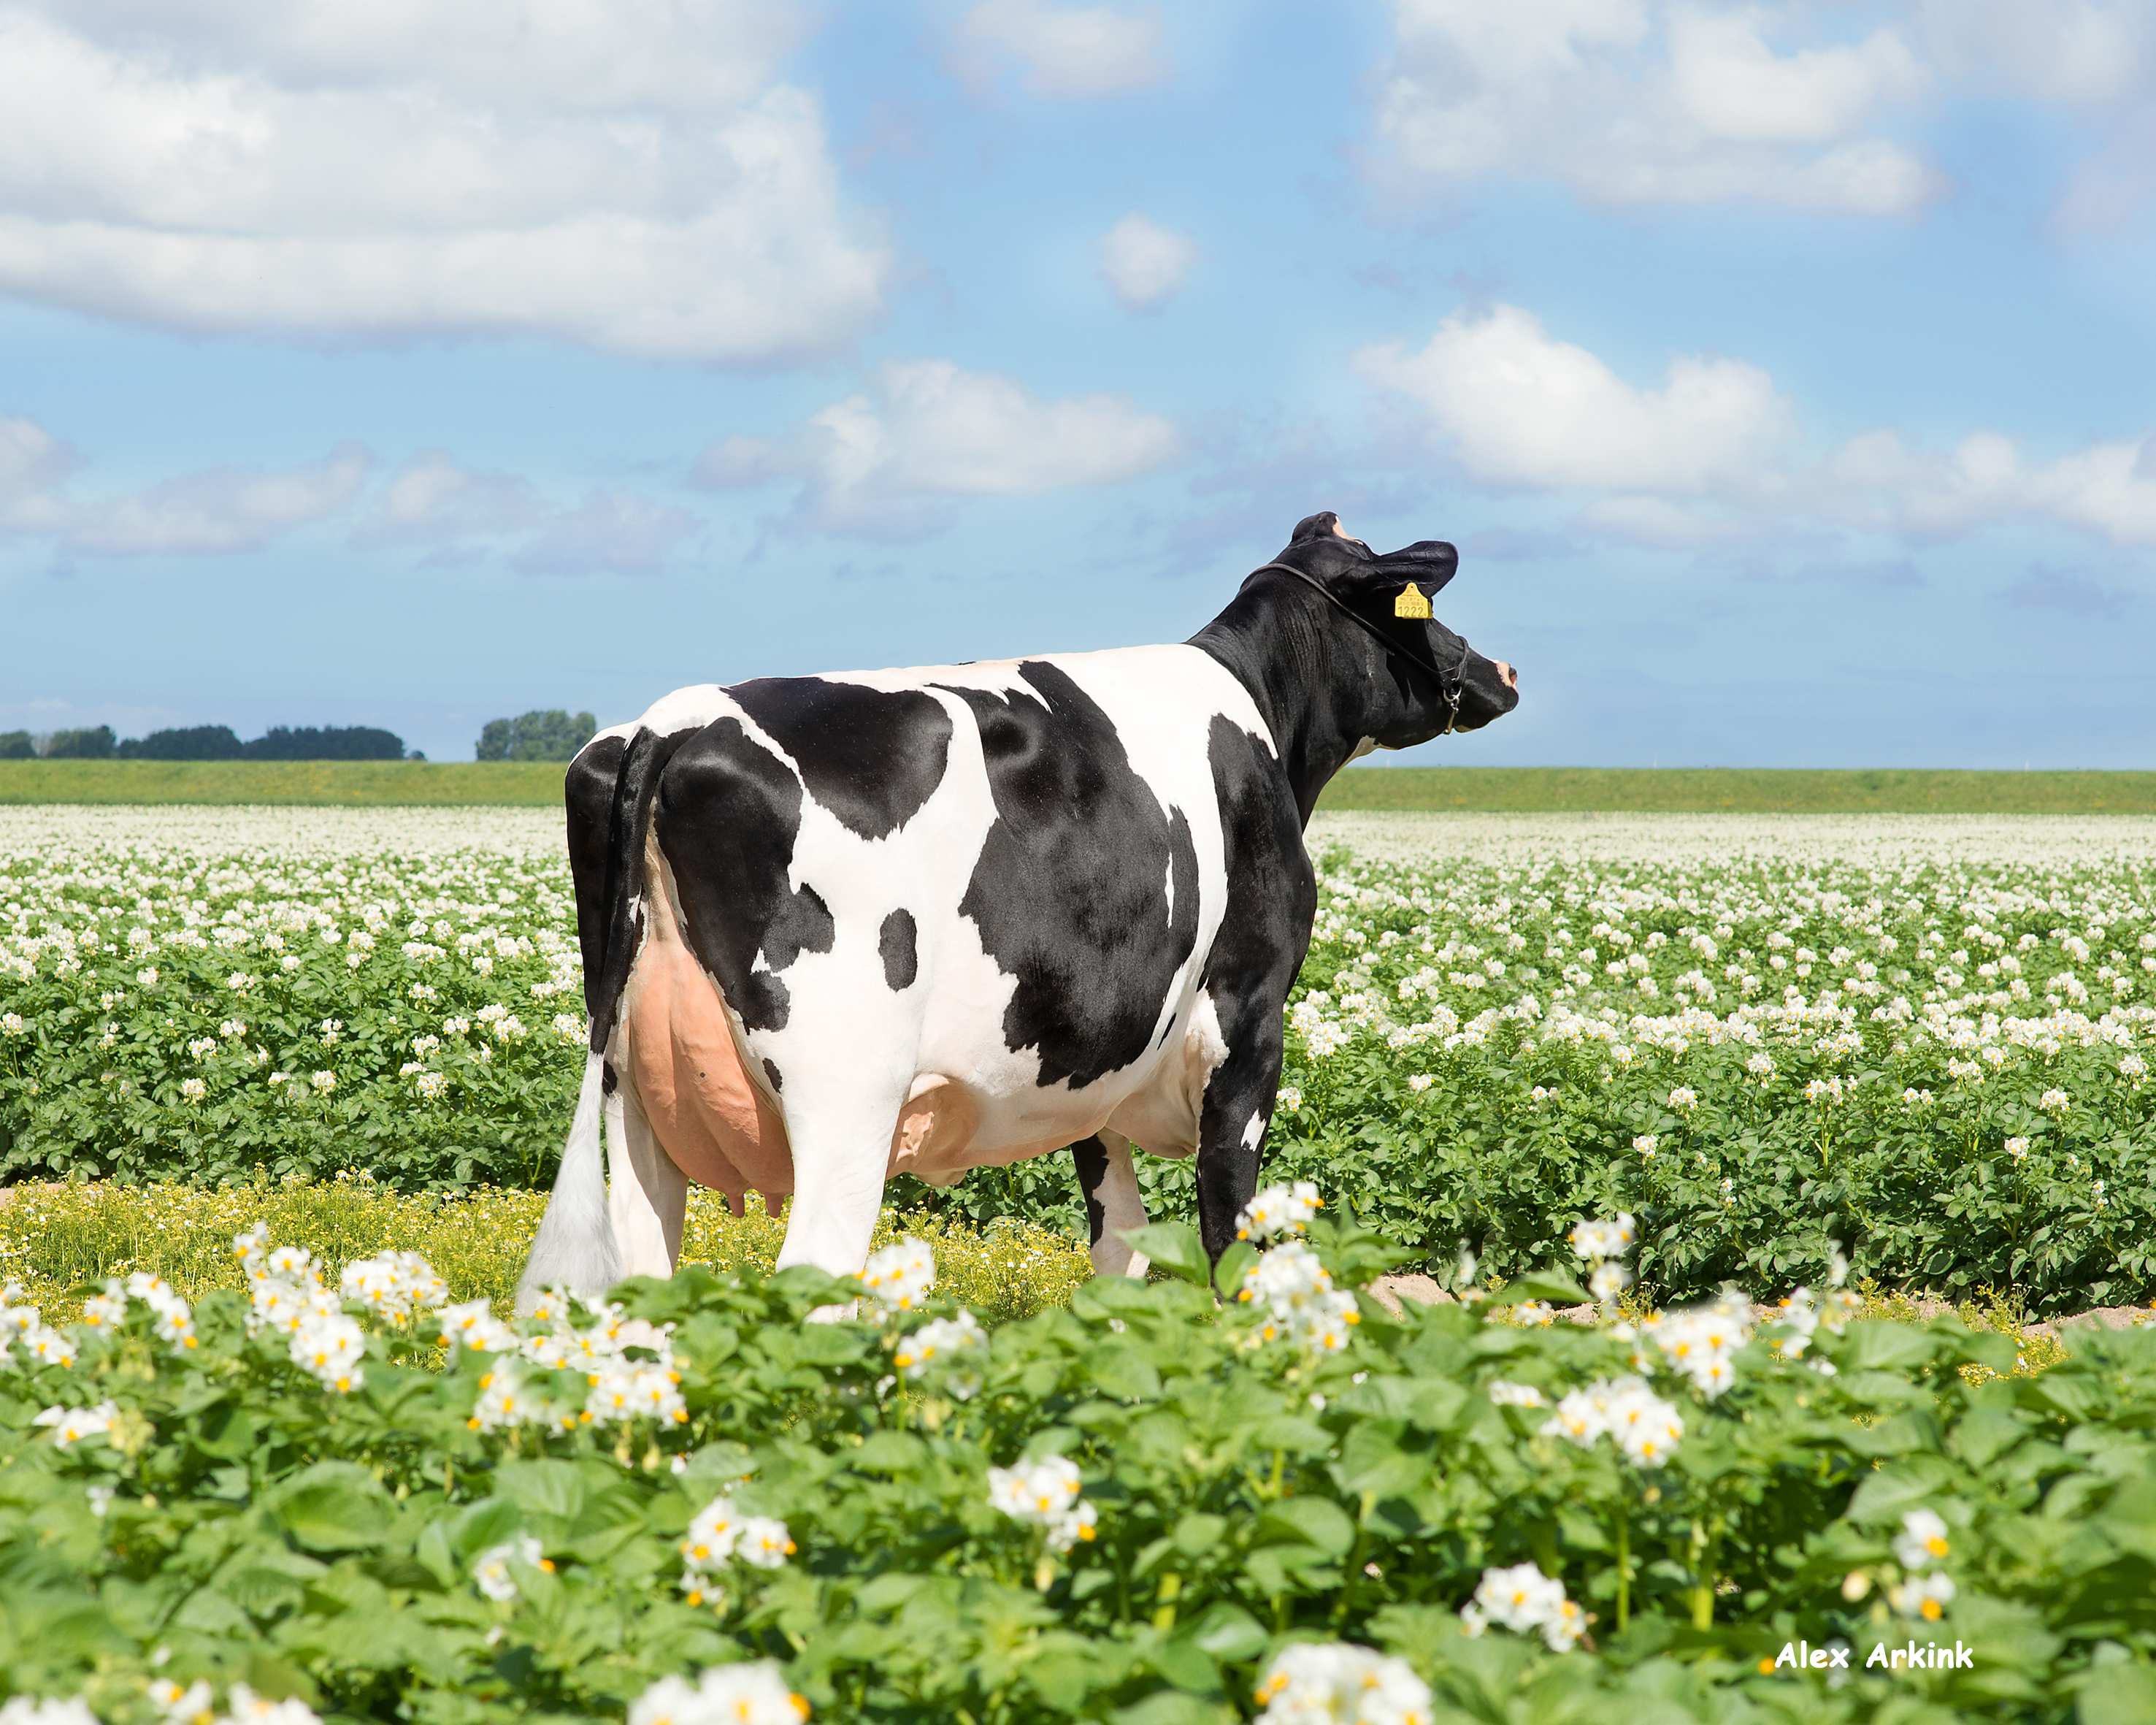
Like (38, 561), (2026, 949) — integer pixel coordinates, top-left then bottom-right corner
(515, 725), (675, 1312)
(515, 1047), (618, 1309)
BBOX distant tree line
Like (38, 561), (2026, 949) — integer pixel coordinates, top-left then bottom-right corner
(0, 724), (413, 761)
(476, 710), (596, 762)
(1, 708), (599, 765)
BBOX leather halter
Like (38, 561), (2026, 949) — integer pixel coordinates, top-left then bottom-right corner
(1248, 559), (1475, 735)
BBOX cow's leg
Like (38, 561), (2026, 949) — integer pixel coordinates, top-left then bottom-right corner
(1192, 730), (1316, 1266)
(606, 1076), (688, 1280)
(1193, 1006), (1287, 1262)
(772, 1081), (909, 1277)
(1073, 1129), (1151, 1278)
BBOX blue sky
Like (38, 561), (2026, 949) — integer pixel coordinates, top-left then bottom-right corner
(2, 0), (2153, 767)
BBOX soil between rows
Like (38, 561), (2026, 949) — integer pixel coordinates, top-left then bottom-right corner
(1367, 1274), (2155, 1339)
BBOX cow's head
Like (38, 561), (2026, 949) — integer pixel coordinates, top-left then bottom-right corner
(1273, 511), (1519, 746)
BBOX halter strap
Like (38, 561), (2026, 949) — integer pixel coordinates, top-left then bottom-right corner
(1247, 560), (1473, 735)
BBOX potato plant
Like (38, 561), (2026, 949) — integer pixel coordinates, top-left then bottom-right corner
(1243, 836), (2155, 1315)
(0, 810), (582, 1189)
(1, 1201), (2155, 1725)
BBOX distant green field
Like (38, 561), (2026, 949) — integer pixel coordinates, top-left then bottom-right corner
(3, 759), (2151, 813)
(1316, 765), (2156, 814)
(0, 760), (564, 806)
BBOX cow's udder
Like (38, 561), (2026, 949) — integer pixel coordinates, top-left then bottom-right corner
(622, 846), (794, 1217)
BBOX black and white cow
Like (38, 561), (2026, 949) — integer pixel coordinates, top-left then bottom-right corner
(517, 513), (1519, 1306)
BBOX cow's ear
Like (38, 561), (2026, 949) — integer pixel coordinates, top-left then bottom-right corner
(1291, 511), (1340, 543)
(1376, 540), (1459, 596)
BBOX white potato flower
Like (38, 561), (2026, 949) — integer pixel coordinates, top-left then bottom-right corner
(1641, 1294), (1752, 1398)
(891, 1310), (987, 1396)
(291, 1312), (366, 1393)
(440, 1298), (518, 1353)
(223, 1686), (323, 1725)
(1887, 1570), (1956, 1621)
(1253, 1642), (1433, 1725)
(859, 1237), (937, 1313)
(1568, 1215), (1635, 1260)
(32, 1401), (118, 1449)
(1541, 1376), (1684, 1464)
(1240, 1239), (1361, 1353)
(1459, 1560), (1585, 1652)
(1892, 1508), (1950, 1569)
(468, 1363), (546, 1431)
(628, 1664), (807, 1725)
(147, 1679), (215, 1725)
(986, 1456), (1098, 1552)
(339, 1250), (448, 1321)
(473, 1535), (548, 1602)
(1238, 1180), (1322, 1242)
(0, 1699), (103, 1725)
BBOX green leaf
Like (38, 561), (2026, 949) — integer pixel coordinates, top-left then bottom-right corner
(1845, 1455), (1960, 1524)
(1254, 1496), (1355, 1556)
(1121, 1223), (1209, 1285)
(1941, 1328), (2019, 1373)
(1111, 1691), (1229, 1725)
(1836, 1321), (1941, 1372)
(1171, 1513), (1227, 1558)
(2079, 1661), (2156, 1725)
(853, 1431), (929, 1475)
(1333, 1424), (1431, 1502)
(1498, 1269), (1590, 1307)
(1949, 1407), (2032, 1469)
(445, 1497), (526, 1561)
(1083, 1339), (1165, 1401)
(188, 1400), (260, 1461)
(1185, 1602), (1267, 1663)
(1843, 1410), (1943, 1458)
(1212, 1241), (1257, 1296)
(267, 1462), (397, 1553)
(495, 1458), (586, 1521)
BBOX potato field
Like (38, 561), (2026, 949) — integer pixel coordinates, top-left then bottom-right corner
(2, 806), (2156, 1724)
(7, 808), (2155, 1318)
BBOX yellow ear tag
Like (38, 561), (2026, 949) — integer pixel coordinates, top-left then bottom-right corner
(1393, 582), (1432, 620)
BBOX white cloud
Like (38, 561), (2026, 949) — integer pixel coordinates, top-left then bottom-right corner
(0, 4), (884, 360)
(0, 424), (701, 567)
(1359, 302), (2156, 548)
(508, 491), (696, 575)
(1373, 0), (1940, 213)
(951, 0), (1166, 98)
(23, 0), (812, 113)
(0, 408), (369, 551)
(354, 450), (537, 547)
(1097, 213), (1198, 310)
(355, 451), (694, 573)
(1667, 11), (1923, 145)
(699, 359), (1182, 536)
(0, 413), (75, 529)
(65, 443), (372, 554)
(1571, 496), (1754, 547)
(1914, 0), (2152, 110)
(1354, 304), (1795, 493)
(1821, 428), (2156, 544)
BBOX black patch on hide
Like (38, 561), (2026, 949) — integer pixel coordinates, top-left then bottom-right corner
(729, 678), (952, 842)
(939, 660), (1200, 1090)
